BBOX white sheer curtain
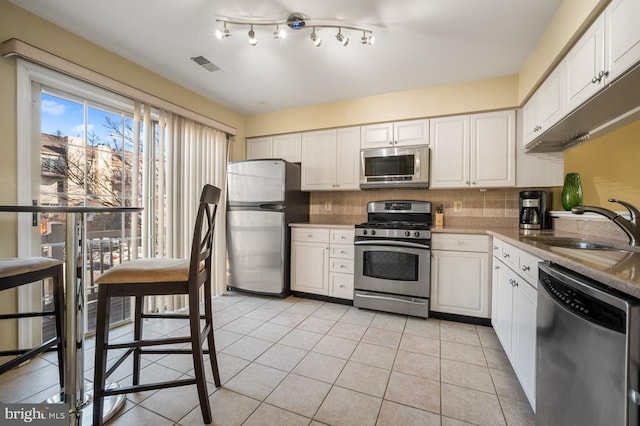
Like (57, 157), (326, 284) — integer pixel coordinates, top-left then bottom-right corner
(146, 112), (228, 312)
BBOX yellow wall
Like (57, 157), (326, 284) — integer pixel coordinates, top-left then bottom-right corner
(563, 119), (640, 208)
(245, 75), (519, 138)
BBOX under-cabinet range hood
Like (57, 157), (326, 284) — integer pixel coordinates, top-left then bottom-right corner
(525, 62), (640, 153)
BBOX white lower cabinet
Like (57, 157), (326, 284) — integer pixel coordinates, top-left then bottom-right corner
(491, 237), (540, 410)
(430, 234), (491, 318)
(291, 227), (354, 300)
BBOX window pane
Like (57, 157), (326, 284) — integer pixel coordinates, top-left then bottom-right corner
(39, 91), (136, 337)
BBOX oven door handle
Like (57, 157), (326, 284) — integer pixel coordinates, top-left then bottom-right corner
(354, 240), (430, 250)
(356, 293), (428, 305)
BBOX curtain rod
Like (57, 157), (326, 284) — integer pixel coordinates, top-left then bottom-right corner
(1, 38), (237, 136)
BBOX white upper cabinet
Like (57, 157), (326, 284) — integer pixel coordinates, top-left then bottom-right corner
(431, 110), (515, 189)
(606, 0), (640, 82)
(361, 119), (429, 149)
(523, 63), (565, 146)
(272, 133), (302, 162)
(471, 110), (516, 188)
(564, 13), (606, 113)
(301, 127), (360, 191)
(246, 136), (273, 160)
(429, 115), (470, 188)
(247, 133), (301, 162)
(335, 127), (361, 190)
(565, 0), (640, 114)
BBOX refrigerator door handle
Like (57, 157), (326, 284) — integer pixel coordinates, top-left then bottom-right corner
(259, 203), (285, 210)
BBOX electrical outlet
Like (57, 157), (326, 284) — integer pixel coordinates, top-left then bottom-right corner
(453, 201), (463, 212)
(324, 201), (332, 212)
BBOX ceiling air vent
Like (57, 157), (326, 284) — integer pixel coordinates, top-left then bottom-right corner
(190, 56), (220, 72)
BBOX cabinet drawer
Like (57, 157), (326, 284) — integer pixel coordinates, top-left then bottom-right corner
(293, 228), (330, 243)
(330, 229), (355, 244)
(499, 241), (520, 270)
(330, 244), (354, 259)
(330, 259), (354, 274)
(432, 234), (490, 252)
(491, 237), (503, 258)
(329, 273), (354, 299)
(518, 250), (541, 287)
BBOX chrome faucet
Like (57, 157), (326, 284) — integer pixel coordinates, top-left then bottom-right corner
(571, 199), (640, 246)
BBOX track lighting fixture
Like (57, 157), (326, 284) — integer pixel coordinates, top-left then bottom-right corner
(335, 28), (349, 46)
(361, 30), (375, 45)
(310, 28), (322, 47)
(215, 13), (373, 48)
(215, 21), (230, 39)
(273, 24), (286, 39)
(248, 25), (257, 46)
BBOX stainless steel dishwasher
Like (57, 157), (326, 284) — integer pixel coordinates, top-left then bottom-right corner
(536, 262), (640, 426)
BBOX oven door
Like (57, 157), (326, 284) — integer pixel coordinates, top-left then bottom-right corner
(354, 240), (430, 298)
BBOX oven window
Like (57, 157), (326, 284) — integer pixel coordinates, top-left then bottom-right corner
(364, 155), (415, 177)
(363, 251), (418, 281)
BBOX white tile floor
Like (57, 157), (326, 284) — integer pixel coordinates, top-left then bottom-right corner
(0, 293), (535, 425)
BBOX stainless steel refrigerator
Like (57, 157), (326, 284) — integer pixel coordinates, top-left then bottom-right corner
(226, 159), (309, 297)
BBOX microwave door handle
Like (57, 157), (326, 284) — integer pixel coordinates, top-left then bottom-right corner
(355, 240), (430, 250)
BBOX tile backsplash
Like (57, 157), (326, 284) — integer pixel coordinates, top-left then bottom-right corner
(309, 187), (557, 227)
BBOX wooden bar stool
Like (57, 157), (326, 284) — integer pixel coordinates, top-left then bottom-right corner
(92, 184), (222, 426)
(0, 257), (65, 387)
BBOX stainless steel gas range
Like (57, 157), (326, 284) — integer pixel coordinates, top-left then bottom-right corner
(353, 200), (431, 318)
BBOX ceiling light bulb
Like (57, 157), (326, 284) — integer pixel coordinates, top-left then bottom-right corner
(336, 29), (349, 46)
(274, 25), (286, 39)
(248, 26), (257, 46)
(310, 28), (322, 47)
(216, 22), (230, 39)
(361, 31), (375, 45)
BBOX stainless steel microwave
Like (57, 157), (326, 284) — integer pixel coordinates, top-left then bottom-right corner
(360, 145), (430, 188)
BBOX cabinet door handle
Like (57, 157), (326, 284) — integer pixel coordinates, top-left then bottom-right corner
(592, 75), (599, 84)
(493, 245), (499, 251)
(471, 181), (476, 185)
(494, 265), (500, 270)
(522, 265), (531, 272)
(503, 253), (510, 258)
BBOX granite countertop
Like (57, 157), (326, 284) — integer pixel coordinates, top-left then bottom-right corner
(290, 223), (355, 229)
(434, 225), (640, 299)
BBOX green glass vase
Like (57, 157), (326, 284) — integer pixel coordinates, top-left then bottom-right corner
(561, 173), (583, 211)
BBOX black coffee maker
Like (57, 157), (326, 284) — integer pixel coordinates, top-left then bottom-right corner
(519, 191), (548, 229)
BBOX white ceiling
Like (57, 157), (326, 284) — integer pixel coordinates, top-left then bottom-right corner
(10, 0), (563, 115)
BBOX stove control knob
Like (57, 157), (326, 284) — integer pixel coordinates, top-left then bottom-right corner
(371, 230), (376, 236)
(405, 231), (411, 237)
(414, 231), (420, 237)
(362, 230), (368, 236)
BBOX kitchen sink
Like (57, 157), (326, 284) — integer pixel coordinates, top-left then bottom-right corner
(521, 236), (637, 252)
